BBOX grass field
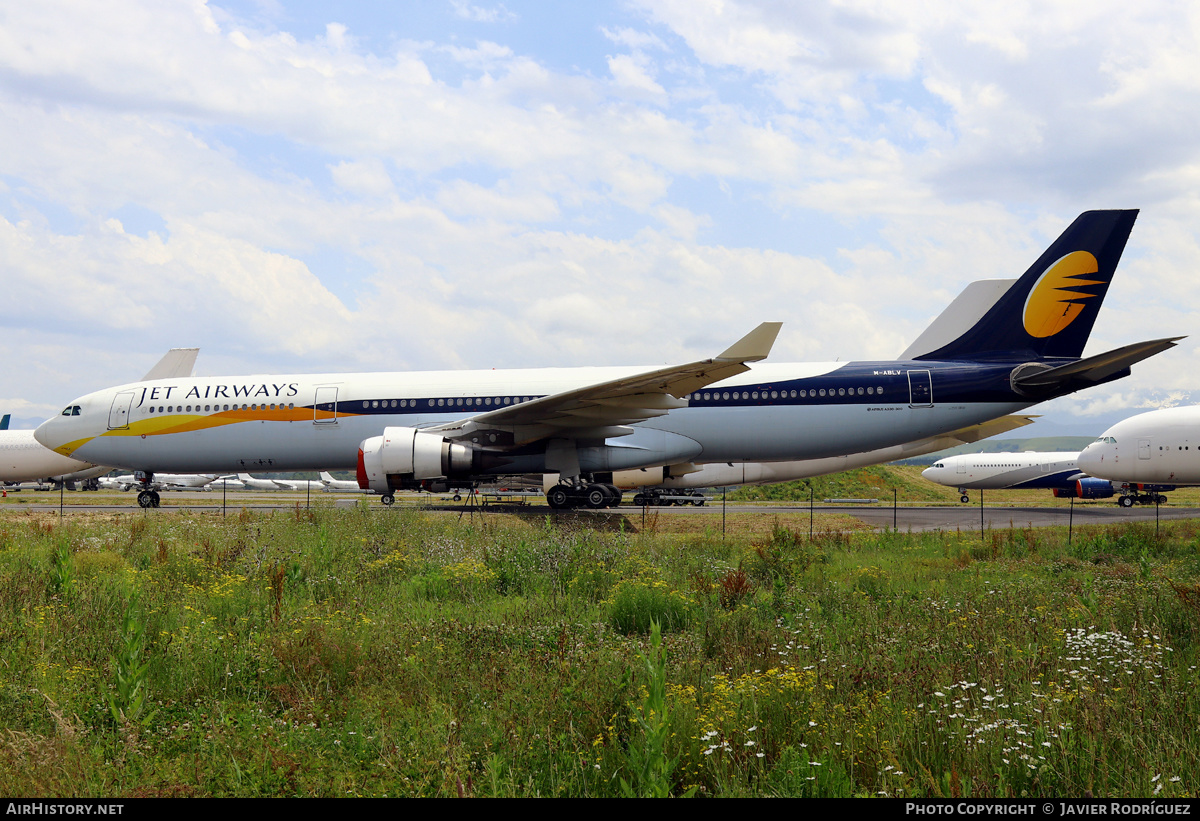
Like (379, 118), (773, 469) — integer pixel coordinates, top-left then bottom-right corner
(1, 502), (1198, 797)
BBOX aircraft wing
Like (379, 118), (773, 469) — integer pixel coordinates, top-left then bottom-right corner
(933, 414), (1038, 446)
(885, 414), (1039, 461)
(428, 322), (783, 447)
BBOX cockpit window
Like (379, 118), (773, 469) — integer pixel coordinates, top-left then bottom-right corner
(61, 405), (81, 417)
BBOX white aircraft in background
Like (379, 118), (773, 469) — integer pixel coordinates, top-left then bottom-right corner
(320, 471), (368, 492)
(236, 472), (285, 491)
(269, 476), (325, 492)
(107, 472), (218, 491)
(593, 413), (1036, 495)
(919, 450), (1171, 507)
(1079, 406), (1200, 491)
(3, 349), (199, 490)
(1, 430), (109, 490)
(36, 211), (1181, 510)
(235, 472), (324, 491)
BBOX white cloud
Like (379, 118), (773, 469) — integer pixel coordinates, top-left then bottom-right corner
(329, 159), (394, 197)
(0, 0), (1195, 426)
(607, 54), (666, 100)
(602, 26), (669, 52)
(450, 2), (516, 24)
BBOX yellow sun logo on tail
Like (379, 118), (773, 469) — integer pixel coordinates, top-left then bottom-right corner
(1022, 251), (1104, 338)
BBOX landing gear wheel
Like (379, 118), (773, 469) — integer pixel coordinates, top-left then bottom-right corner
(453, 493), (462, 502)
(1118, 495), (1134, 508)
(960, 495), (970, 504)
(585, 485), (609, 509)
(547, 486), (571, 509)
(1157, 495), (1168, 504)
(138, 490), (155, 509)
(381, 494), (395, 506)
(633, 493), (647, 506)
(604, 484), (623, 507)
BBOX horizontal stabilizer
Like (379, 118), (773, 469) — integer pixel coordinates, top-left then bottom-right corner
(1013, 337), (1183, 394)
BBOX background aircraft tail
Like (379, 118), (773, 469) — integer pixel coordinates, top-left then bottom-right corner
(915, 210), (1138, 361)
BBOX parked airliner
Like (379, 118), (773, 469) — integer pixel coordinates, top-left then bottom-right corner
(1079, 406), (1200, 488)
(919, 450), (1170, 506)
(35, 211), (1181, 509)
(321, 471), (368, 492)
(0, 430), (109, 488)
(236, 473), (287, 491)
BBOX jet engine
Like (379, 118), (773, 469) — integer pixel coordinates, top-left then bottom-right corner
(1052, 478), (1114, 499)
(357, 427), (475, 495)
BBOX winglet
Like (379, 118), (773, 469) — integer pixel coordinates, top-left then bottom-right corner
(717, 322), (783, 363)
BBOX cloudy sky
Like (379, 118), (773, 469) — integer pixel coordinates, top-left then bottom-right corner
(2, 0), (1198, 432)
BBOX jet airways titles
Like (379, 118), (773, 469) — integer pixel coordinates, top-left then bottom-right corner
(135, 382), (301, 406)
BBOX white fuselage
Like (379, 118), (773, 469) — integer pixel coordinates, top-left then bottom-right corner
(33, 361), (1027, 477)
(1078, 406), (1200, 484)
(0, 429), (107, 483)
(922, 452), (1083, 491)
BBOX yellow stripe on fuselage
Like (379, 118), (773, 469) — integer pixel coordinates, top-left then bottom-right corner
(98, 406), (350, 439)
(53, 436), (95, 458)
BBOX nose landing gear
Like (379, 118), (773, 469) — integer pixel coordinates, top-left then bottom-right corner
(135, 471), (161, 508)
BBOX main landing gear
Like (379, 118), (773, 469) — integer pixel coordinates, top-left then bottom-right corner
(546, 483), (623, 510)
(1118, 493), (1167, 508)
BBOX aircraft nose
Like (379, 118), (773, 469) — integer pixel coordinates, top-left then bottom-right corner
(33, 416), (62, 449)
(1077, 445), (1103, 474)
(34, 396), (87, 452)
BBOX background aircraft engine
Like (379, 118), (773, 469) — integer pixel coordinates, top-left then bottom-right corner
(1052, 478), (1114, 499)
(357, 426), (475, 493)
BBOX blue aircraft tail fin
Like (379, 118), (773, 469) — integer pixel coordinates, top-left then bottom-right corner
(915, 210), (1139, 362)
(0, 414), (9, 430)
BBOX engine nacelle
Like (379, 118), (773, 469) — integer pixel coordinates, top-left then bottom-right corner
(357, 426), (474, 494)
(1053, 478), (1114, 499)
